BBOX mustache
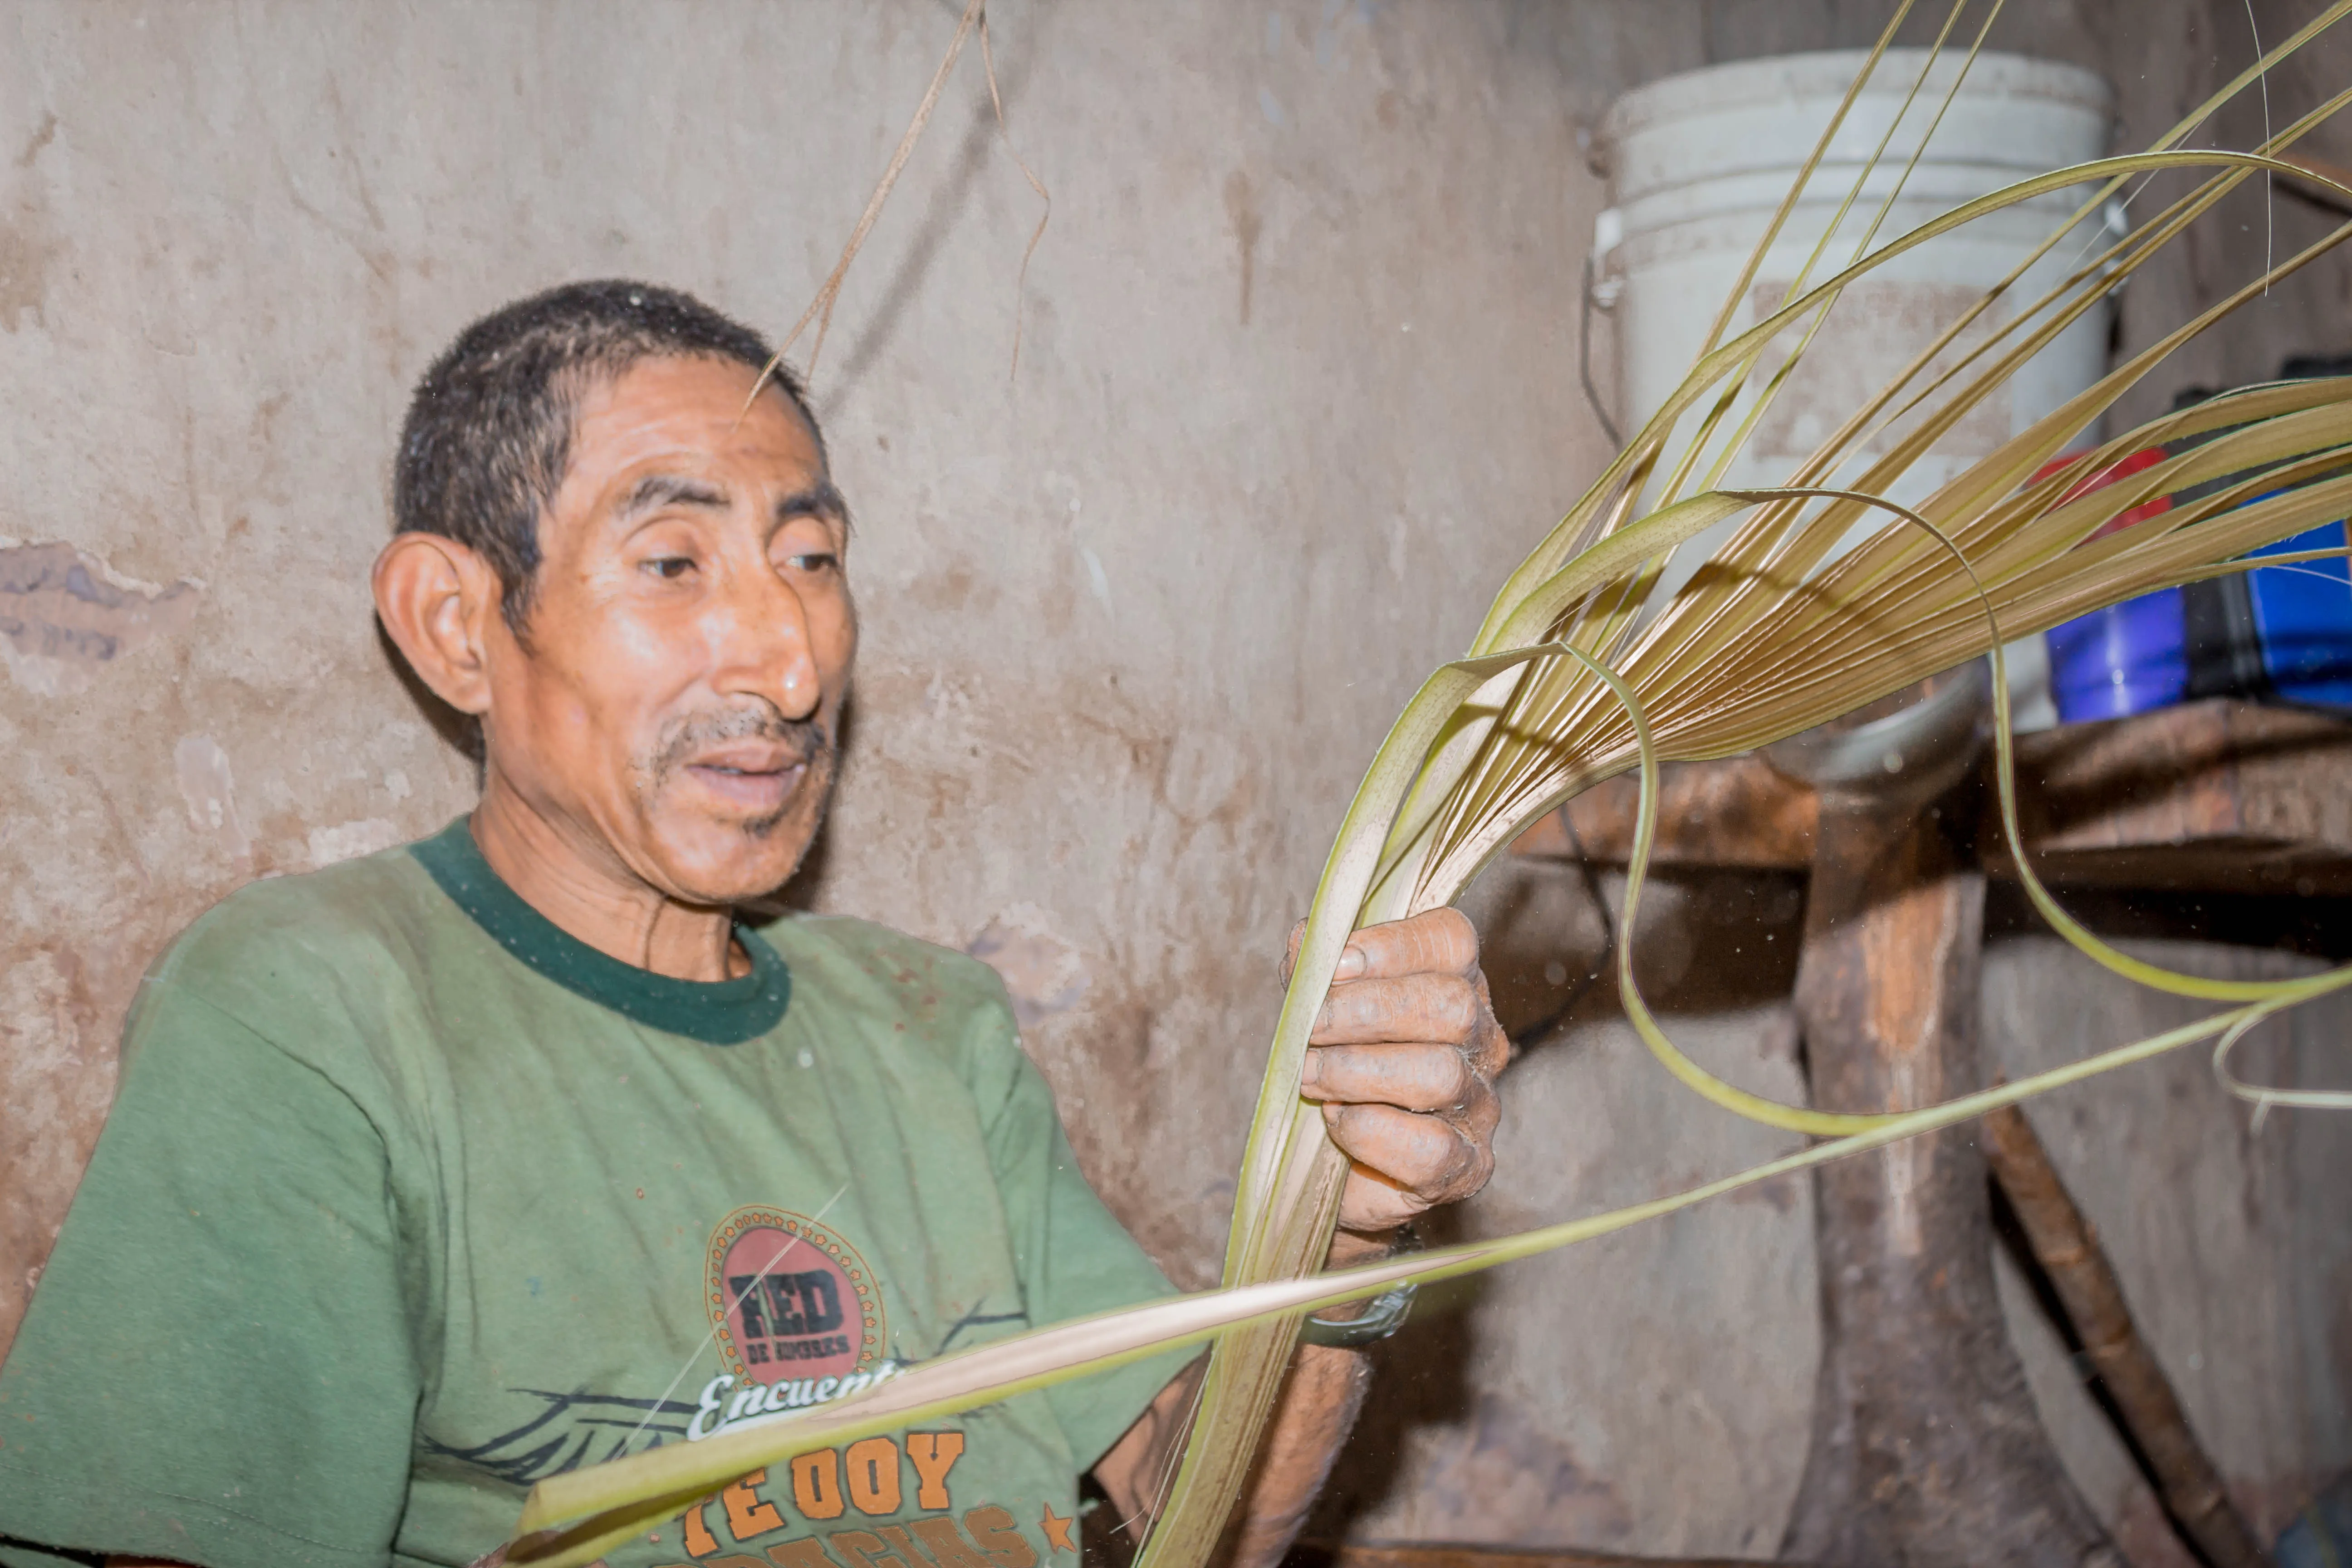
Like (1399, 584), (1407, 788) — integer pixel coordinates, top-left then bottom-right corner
(643, 703), (835, 782)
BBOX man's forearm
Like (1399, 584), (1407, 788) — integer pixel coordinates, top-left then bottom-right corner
(1224, 1341), (1372, 1568)
(1223, 1222), (1396, 1568)
(1094, 1232), (1393, 1565)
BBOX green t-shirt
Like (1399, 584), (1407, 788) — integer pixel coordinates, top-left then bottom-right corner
(0, 820), (1185, 1568)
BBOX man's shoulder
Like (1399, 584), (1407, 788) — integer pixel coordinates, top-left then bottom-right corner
(761, 913), (1016, 1037)
(113, 833), (464, 1111)
(153, 833), (448, 989)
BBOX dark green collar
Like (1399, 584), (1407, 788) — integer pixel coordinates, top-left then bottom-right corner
(410, 817), (790, 1045)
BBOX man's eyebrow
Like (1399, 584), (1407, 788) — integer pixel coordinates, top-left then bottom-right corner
(777, 480), (852, 531)
(613, 474), (851, 531)
(618, 474), (730, 520)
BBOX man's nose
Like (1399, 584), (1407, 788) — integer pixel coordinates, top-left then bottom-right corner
(710, 561), (822, 721)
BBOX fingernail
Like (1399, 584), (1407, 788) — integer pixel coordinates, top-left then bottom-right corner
(1299, 1053), (1322, 1089)
(1335, 945), (1366, 980)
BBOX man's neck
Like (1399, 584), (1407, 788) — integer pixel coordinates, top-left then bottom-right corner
(469, 780), (744, 983)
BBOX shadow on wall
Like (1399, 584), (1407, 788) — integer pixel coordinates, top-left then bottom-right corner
(1471, 858), (1808, 1044)
(377, 620), (482, 770)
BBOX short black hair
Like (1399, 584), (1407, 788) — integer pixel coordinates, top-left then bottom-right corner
(392, 279), (823, 629)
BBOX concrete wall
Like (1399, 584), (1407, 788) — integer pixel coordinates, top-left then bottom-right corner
(2, 1), (2347, 1562)
(1985, 936), (2352, 1563)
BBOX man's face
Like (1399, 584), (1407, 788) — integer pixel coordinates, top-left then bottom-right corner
(483, 355), (855, 907)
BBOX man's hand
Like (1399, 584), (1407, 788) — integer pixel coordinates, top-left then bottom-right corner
(1090, 907), (1509, 1566)
(1289, 906), (1509, 1257)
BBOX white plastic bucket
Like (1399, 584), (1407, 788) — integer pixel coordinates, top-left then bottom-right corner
(1593, 50), (2121, 729)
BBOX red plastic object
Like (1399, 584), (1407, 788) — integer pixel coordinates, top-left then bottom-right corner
(2027, 445), (2171, 538)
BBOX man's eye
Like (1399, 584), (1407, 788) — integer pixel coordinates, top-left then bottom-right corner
(645, 556), (696, 580)
(786, 552), (840, 573)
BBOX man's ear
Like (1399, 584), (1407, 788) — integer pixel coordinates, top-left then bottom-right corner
(372, 532), (502, 716)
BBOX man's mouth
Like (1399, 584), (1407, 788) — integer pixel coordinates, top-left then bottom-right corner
(645, 708), (835, 833)
(681, 747), (810, 813)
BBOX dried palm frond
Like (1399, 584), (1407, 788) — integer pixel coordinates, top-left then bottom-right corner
(1130, 13), (2352, 1561)
(507, 5), (2352, 1562)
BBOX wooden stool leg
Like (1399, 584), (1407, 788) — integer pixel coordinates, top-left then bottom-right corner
(1780, 790), (2121, 1568)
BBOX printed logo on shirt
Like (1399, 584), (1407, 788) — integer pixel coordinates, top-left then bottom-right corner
(426, 1205), (1074, 1567)
(659, 1441), (1074, 1568)
(701, 1205), (889, 1421)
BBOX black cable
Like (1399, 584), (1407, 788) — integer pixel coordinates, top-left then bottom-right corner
(1502, 811), (1623, 1055)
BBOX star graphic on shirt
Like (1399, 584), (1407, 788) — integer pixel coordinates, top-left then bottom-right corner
(1038, 1502), (1077, 1554)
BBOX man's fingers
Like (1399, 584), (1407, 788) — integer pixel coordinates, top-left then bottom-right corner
(1334, 1167), (1426, 1234)
(1331, 906), (1479, 983)
(1283, 907), (1477, 990)
(1465, 981), (1512, 1079)
(1326, 1102), (1470, 1195)
(1312, 973), (1484, 1045)
(1322, 1101), (1494, 1205)
(1301, 1042), (1480, 1112)
(1281, 907), (1505, 1234)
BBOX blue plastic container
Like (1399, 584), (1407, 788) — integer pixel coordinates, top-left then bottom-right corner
(2244, 518), (2352, 706)
(2048, 586), (2189, 722)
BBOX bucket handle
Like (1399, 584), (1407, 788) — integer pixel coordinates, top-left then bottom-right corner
(1588, 206), (1626, 311)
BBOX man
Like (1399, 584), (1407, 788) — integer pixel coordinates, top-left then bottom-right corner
(0, 283), (1509, 1568)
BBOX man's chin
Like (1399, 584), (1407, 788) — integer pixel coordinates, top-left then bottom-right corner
(642, 806), (825, 907)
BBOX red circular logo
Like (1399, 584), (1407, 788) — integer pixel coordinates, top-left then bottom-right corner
(706, 1207), (885, 1387)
